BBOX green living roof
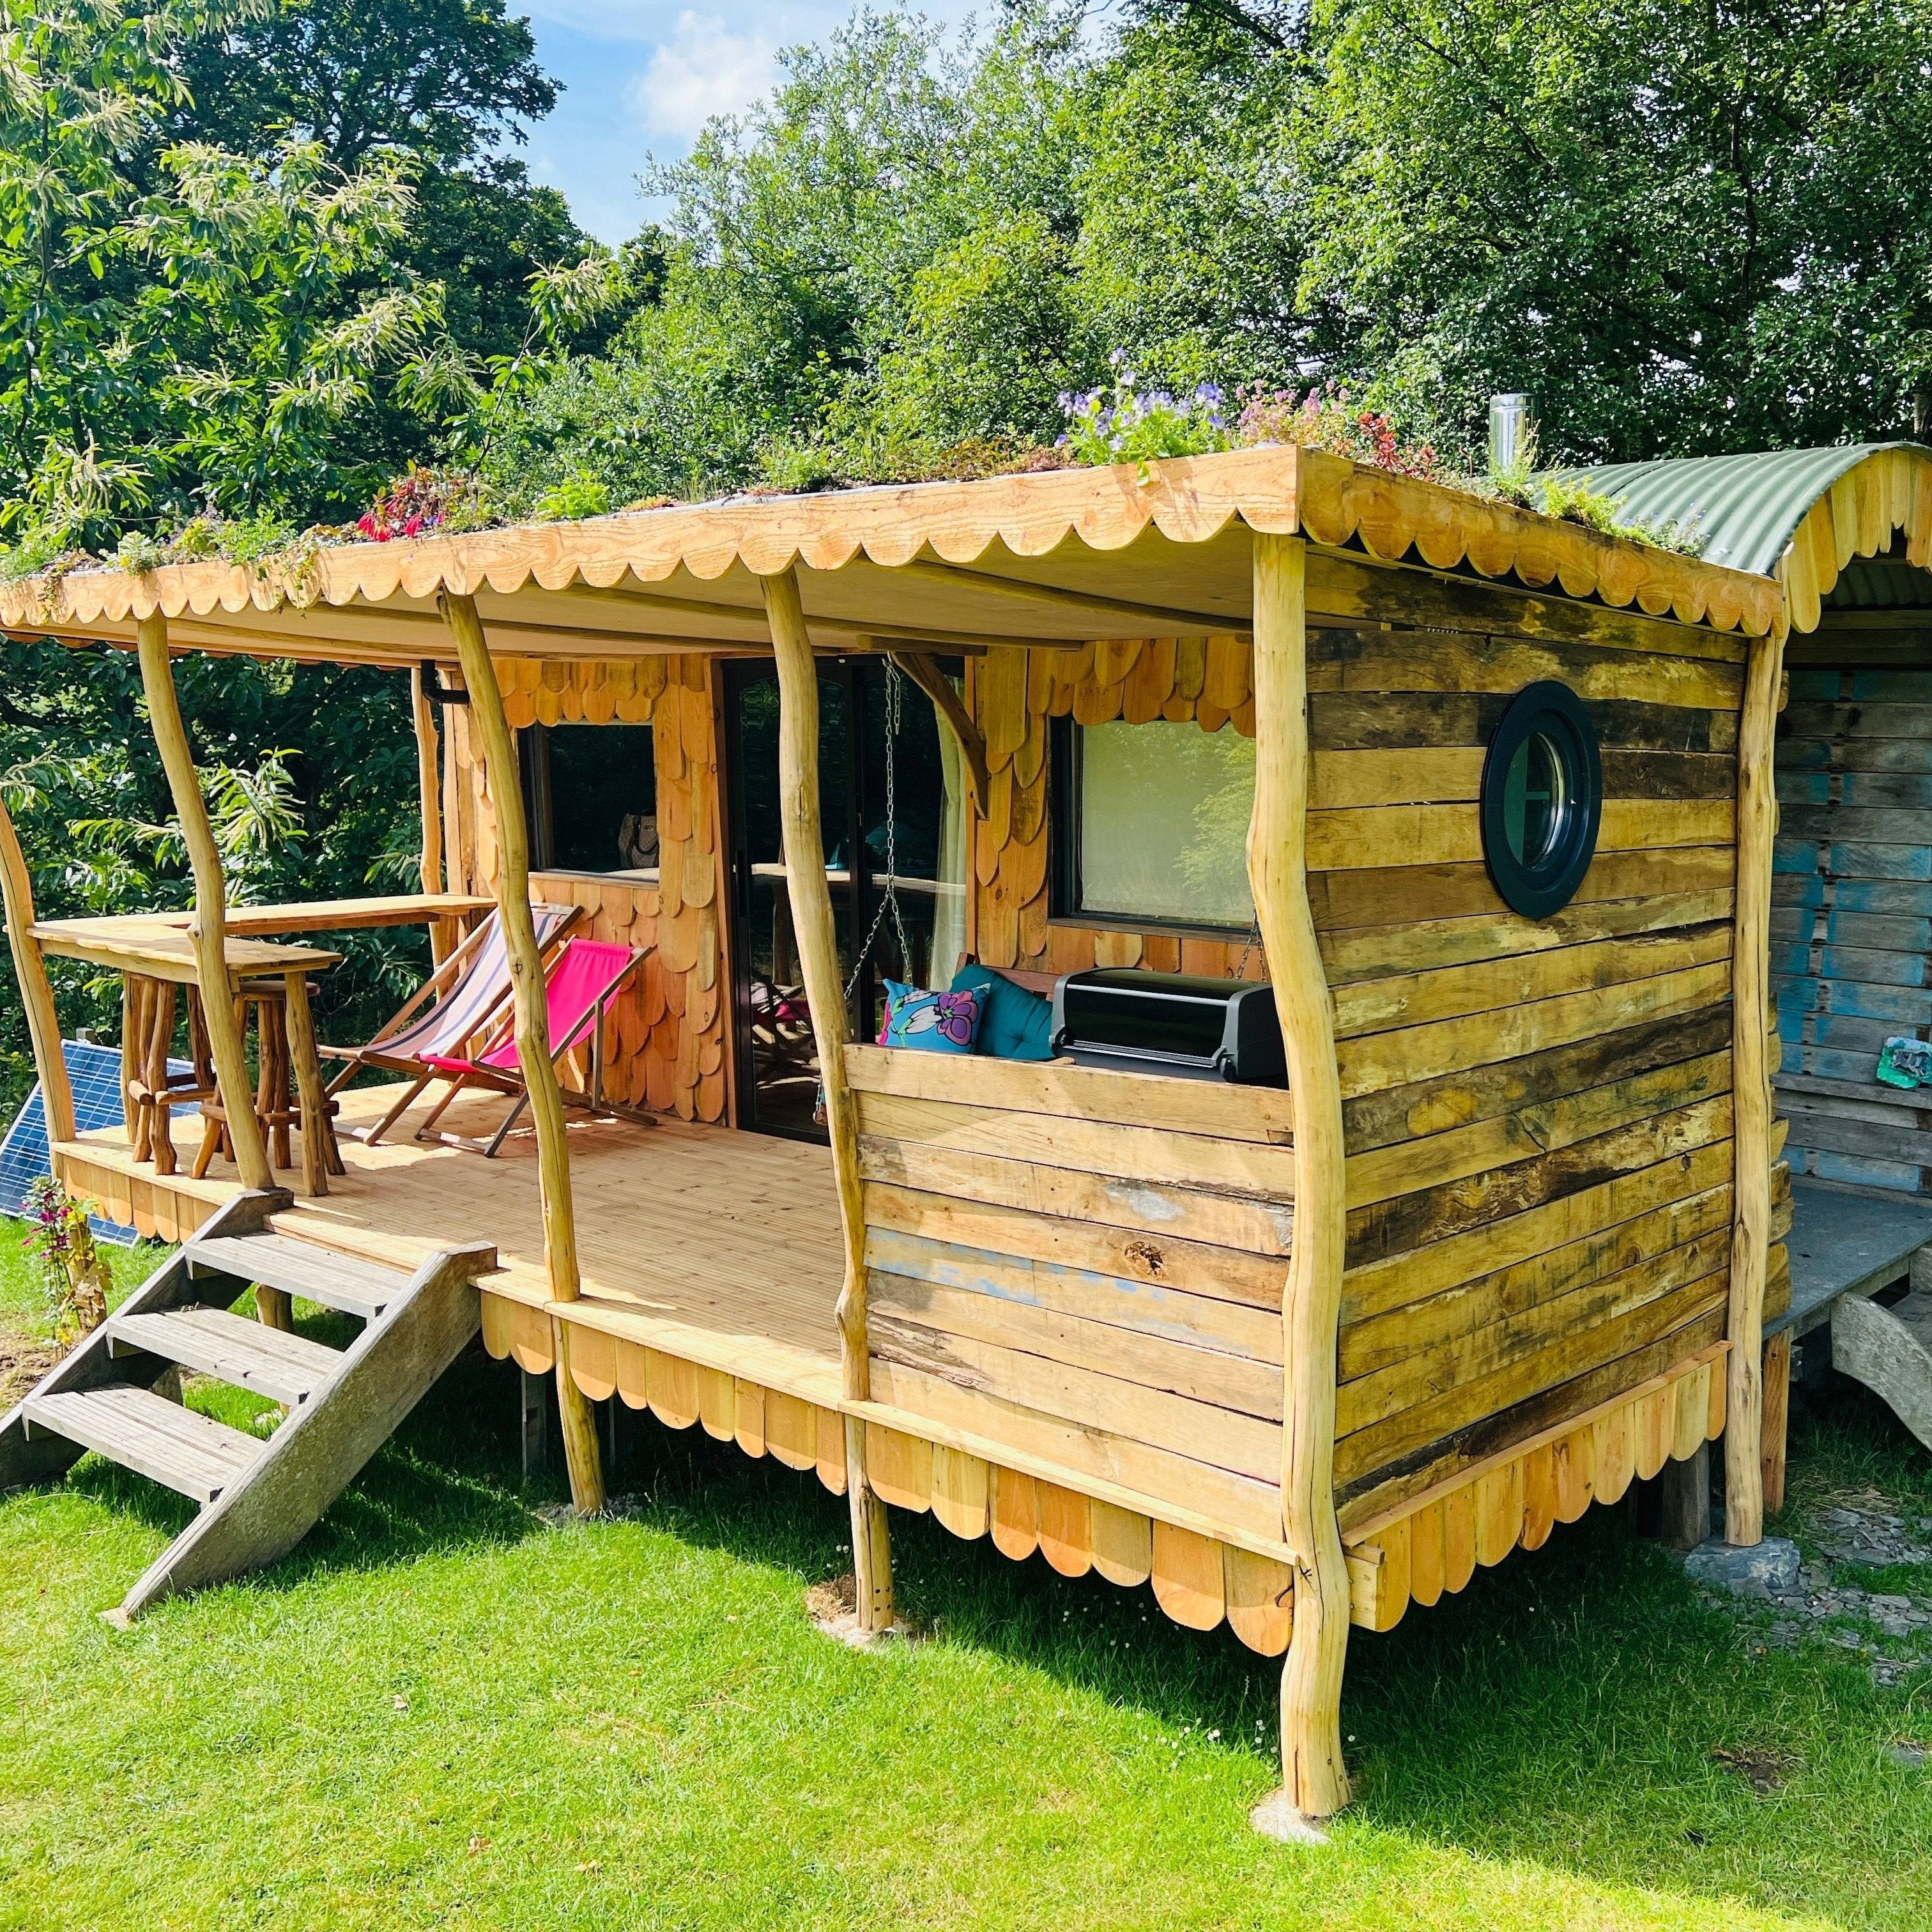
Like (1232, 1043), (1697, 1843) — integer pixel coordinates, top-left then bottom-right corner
(1561, 442), (1922, 580)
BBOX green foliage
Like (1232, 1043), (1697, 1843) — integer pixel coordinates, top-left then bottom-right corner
(1060, 355), (1232, 470)
(1296, 0), (1932, 459)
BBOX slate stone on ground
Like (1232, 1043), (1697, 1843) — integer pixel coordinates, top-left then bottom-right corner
(1685, 1537), (1803, 1598)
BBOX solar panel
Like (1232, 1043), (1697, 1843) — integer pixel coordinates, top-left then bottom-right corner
(0, 1039), (196, 1246)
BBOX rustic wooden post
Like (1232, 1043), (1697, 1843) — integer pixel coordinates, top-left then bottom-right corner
(0, 787), (75, 1145)
(135, 613), (275, 1197)
(438, 592), (605, 1516)
(410, 666), (450, 964)
(1247, 529), (1351, 1827)
(1724, 613), (1786, 1548)
(762, 565), (893, 1631)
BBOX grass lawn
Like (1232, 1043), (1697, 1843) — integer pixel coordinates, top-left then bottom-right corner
(1, 1221), (1929, 1931)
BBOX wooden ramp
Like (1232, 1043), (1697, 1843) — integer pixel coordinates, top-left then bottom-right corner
(0, 1190), (491, 1619)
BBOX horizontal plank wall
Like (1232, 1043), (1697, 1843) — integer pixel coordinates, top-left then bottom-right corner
(1774, 638), (1932, 1193)
(447, 656), (728, 1124)
(847, 1043), (1296, 1548)
(1296, 553), (1790, 1529)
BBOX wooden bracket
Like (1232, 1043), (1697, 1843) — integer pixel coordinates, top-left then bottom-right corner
(885, 649), (991, 820)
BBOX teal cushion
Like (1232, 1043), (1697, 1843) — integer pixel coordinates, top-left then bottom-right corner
(951, 964), (1054, 1061)
(881, 979), (981, 1054)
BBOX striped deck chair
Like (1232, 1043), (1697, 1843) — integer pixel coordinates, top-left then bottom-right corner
(410, 937), (650, 1157)
(319, 901), (583, 1147)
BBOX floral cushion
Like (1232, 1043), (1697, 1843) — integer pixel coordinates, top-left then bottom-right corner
(879, 979), (982, 1054)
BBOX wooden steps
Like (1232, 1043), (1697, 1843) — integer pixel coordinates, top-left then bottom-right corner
(184, 1232), (404, 1321)
(22, 1384), (262, 1503)
(108, 1307), (341, 1406)
(0, 1190), (493, 1620)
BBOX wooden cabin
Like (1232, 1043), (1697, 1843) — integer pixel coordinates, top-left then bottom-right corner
(0, 445), (1811, 1828)
(1574, 446), (1932, 1441)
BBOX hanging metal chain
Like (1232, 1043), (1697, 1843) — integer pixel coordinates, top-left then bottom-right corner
(1233, 910), (1264, 982)
(845, 658), (912, 1005)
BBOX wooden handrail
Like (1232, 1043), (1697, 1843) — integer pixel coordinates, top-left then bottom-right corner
(1247, 532), (1351, 1823)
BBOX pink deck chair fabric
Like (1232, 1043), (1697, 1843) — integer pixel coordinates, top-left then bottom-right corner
(379, 902), (578, 1062)
(424, 939), (639, 1077)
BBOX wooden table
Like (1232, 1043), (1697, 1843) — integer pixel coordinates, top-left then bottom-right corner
(31, 921), (344, 1197)
(57, 892), (495, 940)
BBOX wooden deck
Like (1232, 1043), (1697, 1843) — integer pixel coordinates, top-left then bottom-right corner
(56, 1081), (847, 1407)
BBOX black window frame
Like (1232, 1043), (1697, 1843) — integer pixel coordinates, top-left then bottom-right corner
(1048, 714), (1256, 938)
(516, 719), (659, 877)
(1479, 680), (1603, 919)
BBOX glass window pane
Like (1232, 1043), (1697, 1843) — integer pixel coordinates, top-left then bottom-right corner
(1078, 721), (1255, 927)
(545, 723), (657, 875)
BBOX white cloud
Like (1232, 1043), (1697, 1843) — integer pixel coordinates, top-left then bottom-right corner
(626, 12), (781, 141)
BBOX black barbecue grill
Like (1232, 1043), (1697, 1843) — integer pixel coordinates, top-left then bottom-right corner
(1049, 969), (1287, 1085)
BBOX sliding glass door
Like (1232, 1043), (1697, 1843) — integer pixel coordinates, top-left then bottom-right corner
(721, 656), (963, 1138)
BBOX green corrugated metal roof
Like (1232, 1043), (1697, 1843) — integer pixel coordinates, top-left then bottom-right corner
(1557, 443), (1920, 579)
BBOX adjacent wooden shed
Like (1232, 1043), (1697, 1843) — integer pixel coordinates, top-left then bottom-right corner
(0, 444), (1801, 1827)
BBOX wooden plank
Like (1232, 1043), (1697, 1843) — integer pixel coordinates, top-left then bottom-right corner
(1151, 1521), (1226, 1630)
(1342, 1181), (1732, 1376)
(846, 1041), (1295, 1146)
(1343, 1003), (1734, 1156)
(857, 1137), (1294, 1255)
(1337, 1229), (1732, 1437)
(1333, 926), (1731, 1040)
(854, 1089), (1296, 1199)
(990, 1463), (1039, 1559)
(1344, 1138), (1735, 1321)
(869, 1318), (1282, 1482)
(930, 1443), (990, 1539)
(109, 1307), (340, 1406)
(863, 1183), (1289, 1310)
(1309, 844), (1733, 933)
(1346, 1048), (1732, 1211)
(1336, 961), (1734, 1100)
(870, 1360), (1283, 1543)
(1223, 1544), (1294, 1655)
(1335, 1274), (1729, 1486)
(869, 1238), (1281, 1361)
(1305, 627), (1745, 709)
(1322, 889), (1735, 986)
(866, 1422), (933, 1512)
(1309, 798), (1733, 873)
(1038, 1480), (1092, 1575)
(24, 1383), (261, 1503)
(1347, 1095), (1733, 1267)
(1311, 688), (1738, 753)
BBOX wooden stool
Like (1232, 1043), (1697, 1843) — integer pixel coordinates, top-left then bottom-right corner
(120, 973), (218, 1177)
(192, 978), (343, 1190)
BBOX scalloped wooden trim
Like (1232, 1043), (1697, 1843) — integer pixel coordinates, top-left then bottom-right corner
(1775, 445), (1932, 632)
(0, 443), (1781, 642)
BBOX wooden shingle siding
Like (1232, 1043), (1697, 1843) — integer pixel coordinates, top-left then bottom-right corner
(1774, 649), (1932, 1193)
(448, 654), (728, 1125)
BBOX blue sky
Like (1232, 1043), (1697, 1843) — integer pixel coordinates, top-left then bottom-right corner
(514, 3), (975, 244)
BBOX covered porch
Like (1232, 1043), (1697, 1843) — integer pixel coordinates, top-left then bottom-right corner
(53, 1078), (849, 1418)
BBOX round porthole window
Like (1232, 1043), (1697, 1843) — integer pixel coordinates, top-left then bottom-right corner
(1480, 681), (1601, 919)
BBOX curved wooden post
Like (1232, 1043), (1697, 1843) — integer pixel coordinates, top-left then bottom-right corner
(438, 593), (604, 1516)
(410, 667), (449, 964)
(135, 614), (273, 1195)
(762, 566), (893, 1630)
(0, 787), (75, 1144)
(1247, 531), (1351, 1824)
(1725, 611), (1788, 1546)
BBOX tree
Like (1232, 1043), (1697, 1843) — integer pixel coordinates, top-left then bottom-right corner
(174, 0), (585, 364)
(1295, 0), (1932, 461)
